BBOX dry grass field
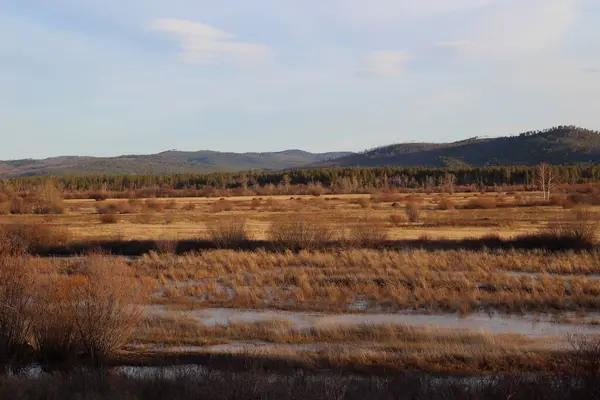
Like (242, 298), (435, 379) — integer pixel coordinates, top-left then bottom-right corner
(2, 189), (600, 388)
(0, 191), (583, 242)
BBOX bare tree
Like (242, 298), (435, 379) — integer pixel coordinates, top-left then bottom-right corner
(536, 163), (554, 200)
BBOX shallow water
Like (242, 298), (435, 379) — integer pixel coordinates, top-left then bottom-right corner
(173, 308), (600, 338)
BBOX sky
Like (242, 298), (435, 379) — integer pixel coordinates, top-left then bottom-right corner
(1, 0), (600, 159)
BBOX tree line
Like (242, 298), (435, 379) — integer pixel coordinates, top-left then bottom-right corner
(2, 165), (600, 195)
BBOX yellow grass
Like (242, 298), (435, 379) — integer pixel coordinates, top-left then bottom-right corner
(0, 192), (587, 241)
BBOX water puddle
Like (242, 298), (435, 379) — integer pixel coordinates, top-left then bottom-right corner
(182, 308), (600, 338)
(503, 272), (600, 280)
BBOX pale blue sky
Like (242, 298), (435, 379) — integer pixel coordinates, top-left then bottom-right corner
(1, 0), (599, 159)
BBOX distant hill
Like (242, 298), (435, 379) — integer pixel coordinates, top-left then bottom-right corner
(3, 126), (600, 177)
(0, 150), (352, 177)
(312, 126), (600, 168)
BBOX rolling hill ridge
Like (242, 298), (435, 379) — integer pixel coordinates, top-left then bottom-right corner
(0, 150), (352, 177)
(2, 126), (600, 177)
(311, 126), (600, 168)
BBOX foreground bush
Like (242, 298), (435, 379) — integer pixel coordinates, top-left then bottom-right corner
(0, 257), (33, 364)
(31, 276), (78, 366)
(68, 255), (144, 364)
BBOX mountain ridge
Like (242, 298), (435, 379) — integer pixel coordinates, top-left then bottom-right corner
(310, 126), (600, 169)
(0, 150), (353, 177)
(3, 126), (600, 177)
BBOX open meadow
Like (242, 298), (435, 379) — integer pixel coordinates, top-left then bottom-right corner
(2, 188), (600, 398)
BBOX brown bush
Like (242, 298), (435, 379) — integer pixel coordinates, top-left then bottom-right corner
(207, 219), (248, 248)
(98, 213), (119, 224)
(0, 200), (10, 215)
(144, 199), (164, 212)
(405, 201), (421, 223)
(182, 202), (196, 211)
(210, 200), (233, 213)
(68, 255), (144, 363)
(347, 218), (388, 246)
(165, 200), (178, 210)
(389, 214), (406, 227)
(438, 197), (455, 210)
(545, 208), (599, 246)
(163, 212), (176, 225)
(31, 275), (78, 365)
(0, 223), (69, 255)
(0, 256), (34, 363)
(357, 198), (371, 209)
(250, 198), (261, 209)
(464, 197), (497, 209)
(155, 239), (177, 254)
(96, 201), (132, 215)
(269, 215), (334, 250)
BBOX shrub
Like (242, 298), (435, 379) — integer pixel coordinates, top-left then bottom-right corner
(269, 215), (334, 250)
(405, 202), (421, 223)
(465, 197), (497, 209)
(568, 333), (600, 381)
(438, 198), (455, 210)
(182, 202), (196, 211)
(31, 276), (78, 365)
(250, 198), (261, 210)
(207, 219), (248, 248)
(163, 212), (176, 225)
(210, 200), (233, 213)
(144, 199), (164, 213)
(165, 200), (178, 210)
(389, 214), (406, 227)
(545, 208), (599, 246)
(155, 239), (178, 254)
(96, 201), (131, 215)
(357, 198), (371, 209)
(68, 255), (143, 364)
(347, 218), (388, 246)
(0, 223), (69, 255)
(99, 213), (118, 224)
(0, 256), (33, 363)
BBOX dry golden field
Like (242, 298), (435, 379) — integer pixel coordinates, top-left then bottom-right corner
(0, 191), (583, 241)
(2, 190), (600, 378)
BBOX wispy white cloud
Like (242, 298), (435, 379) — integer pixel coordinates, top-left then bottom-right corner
(150, 18), (271, 66)
(329, 0), (495, 22)
(364, 51), (411, 78)
(435, 0), (577, 59)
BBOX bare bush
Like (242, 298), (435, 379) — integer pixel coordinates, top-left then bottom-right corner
(347, 217), (388, 246)
(438, 197), (455, 210)
(68, 255), (144, 363)
(568, 333), (600, 380)
(155, 239), (178, 254)
(144, 199), (164, 213)
(0, 224), (69, 255)
(405, 202), (421, 223)
(98, 213), (119, 224)
(0, 256), (34, 363)
(31, 276), (78, 365)
(389, 214), (406, 227)
(464, 197), (497, 209)
(209, 200), (234, 213)
(269, 215), (334, 250)
(182, 202), (196, 211)
(207, 219), (248, 248)
(545, 208), (599, 245)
